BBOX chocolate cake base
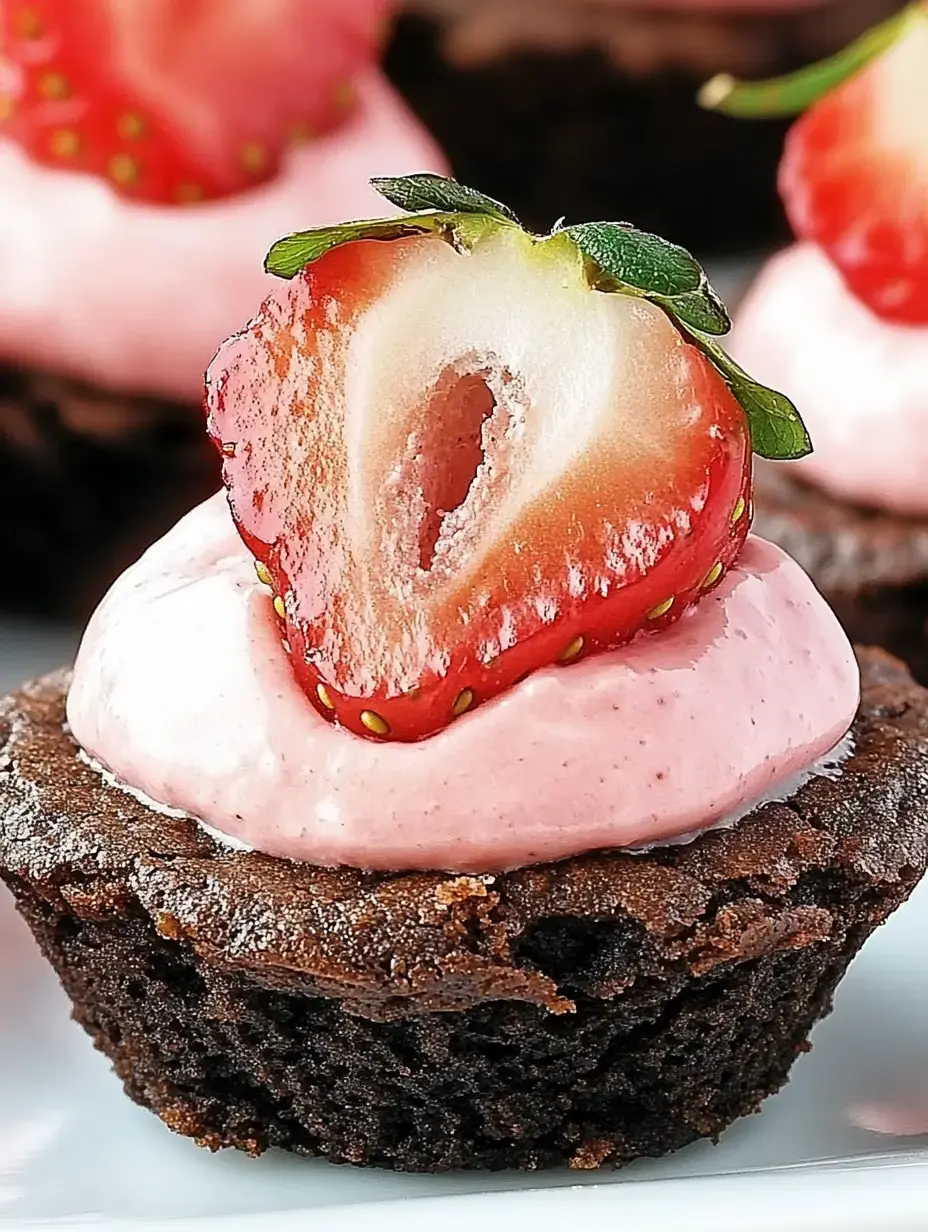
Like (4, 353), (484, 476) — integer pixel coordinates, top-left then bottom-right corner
(754, 462), (928, 687)
(385, 3), (899, 252)
(0, 364), (219, 620)
(2, 650), (928, 1171)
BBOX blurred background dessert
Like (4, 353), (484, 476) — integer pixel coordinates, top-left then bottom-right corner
(0, 0), (445, 618)
(723, 2), (928, 681)
(385, 0), (901, 250)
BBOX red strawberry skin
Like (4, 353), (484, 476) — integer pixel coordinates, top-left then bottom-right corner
(0, 0), (387, 204)
(207, 231), (752, 743)
(779, 17), (928, 324)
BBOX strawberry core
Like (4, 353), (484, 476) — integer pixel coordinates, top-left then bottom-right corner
(417, 369), (497, 571)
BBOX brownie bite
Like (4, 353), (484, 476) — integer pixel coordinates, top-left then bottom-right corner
(385, 0), (901, 252)
(2, 647), (926, 1172)
(0, 165), (907, 1177)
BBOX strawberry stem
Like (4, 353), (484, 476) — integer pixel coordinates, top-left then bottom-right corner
(698, 2), (926, 118)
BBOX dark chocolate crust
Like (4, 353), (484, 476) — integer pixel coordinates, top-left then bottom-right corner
(0, 363), (219, 619)
(754, 462), (928, 686)
(2, 650), (928, 1171)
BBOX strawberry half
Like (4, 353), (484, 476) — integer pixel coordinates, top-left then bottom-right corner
(207, 176), (809, 742)
(0, 0), (386, 204)
(702, 4), (928, 324)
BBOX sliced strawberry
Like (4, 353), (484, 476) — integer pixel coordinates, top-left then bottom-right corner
(207, 223), (752, 742)
(779, 12), (928, 323)
(0, 0), (386, 204)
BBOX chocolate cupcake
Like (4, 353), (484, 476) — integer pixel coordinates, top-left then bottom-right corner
(0, 2), (444, 618)
(385, 0), (901, 252)
(1, 647), (927, 1171)
(0, 179), (913, 1172)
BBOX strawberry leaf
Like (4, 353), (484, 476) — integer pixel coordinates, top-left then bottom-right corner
(563, 221), (703, 297)
(681, 328), (812, 460)
(266, 216), (447, 278)
(562, 221), (731, 335)
(265, 211), (505, 279)
(372, 173), (519, 224)
(650, 284), (731, 336)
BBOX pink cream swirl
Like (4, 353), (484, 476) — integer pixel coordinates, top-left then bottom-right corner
(731, 244), (928, 518)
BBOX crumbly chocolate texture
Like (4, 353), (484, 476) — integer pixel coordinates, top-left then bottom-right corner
(754, 462), (928, 686)
(0, 363), (219, 619)
(385, 0), (896, 252)
(1, 651), (927, 1171)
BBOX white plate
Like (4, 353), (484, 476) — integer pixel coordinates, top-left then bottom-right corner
(2, 625), (928, 1231)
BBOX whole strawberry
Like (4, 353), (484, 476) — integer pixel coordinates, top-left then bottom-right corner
(701, 2), (928, 324)
(0, 0), (386, 204)
(207, 175), (809, 741)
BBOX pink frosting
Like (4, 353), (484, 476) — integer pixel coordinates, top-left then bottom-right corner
(731, 243), (928, 517)
(0, 70), (446, 403)
(66, 492), (858, 873)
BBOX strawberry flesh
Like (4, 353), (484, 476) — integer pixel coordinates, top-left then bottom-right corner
(0, 0), (386, 204)
(207, 228), (752, 742)
(780, 15), (928, 324)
